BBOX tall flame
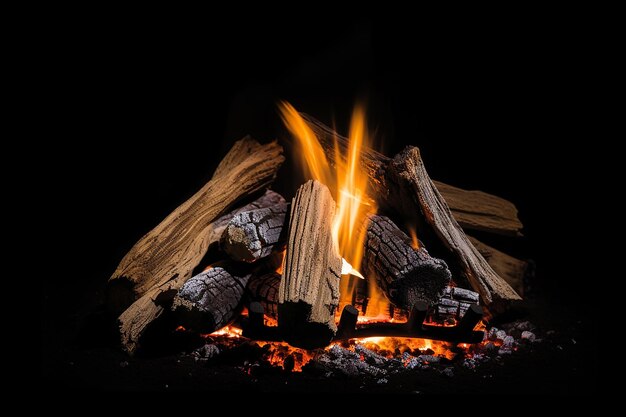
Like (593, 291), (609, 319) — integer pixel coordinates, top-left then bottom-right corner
(279, 102), (379, 308)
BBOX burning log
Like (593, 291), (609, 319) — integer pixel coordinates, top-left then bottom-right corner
(172, 263), (251, 333)
(301, 115), (521, 307)
(278, 180), (343, 349)
(108, 137), (284, 314)
(302, 114), (523, 237)
(363, 214), (451, 310)
(245, 271), (280, 320)
(220, 200), (288, 262)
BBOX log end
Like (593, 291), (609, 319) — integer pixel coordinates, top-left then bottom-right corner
(386, 254), (452, 310)
(171, 266), (249, 333)
(277, 301), (335, 350)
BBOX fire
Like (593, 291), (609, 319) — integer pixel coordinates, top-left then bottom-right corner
(353, 337), (456, 361)
(408, 225), (420, 250)
(205, 325), (242, 338)
(279, 101), (386, 314)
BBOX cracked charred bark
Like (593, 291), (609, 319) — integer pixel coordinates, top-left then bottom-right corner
(245, 272), (280, 320)
(363, 215), (451, 310)
(172, 263), (251, 333)
(221, 201), (288, 262)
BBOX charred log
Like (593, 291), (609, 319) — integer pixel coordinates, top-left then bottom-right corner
(172, 263), (252, 333)
(221, 200), (288, 262)
(245, 271), (280, 320)
(363, 215), (451, 310)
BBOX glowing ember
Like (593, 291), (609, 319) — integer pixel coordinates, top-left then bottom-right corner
(352, 337), (456, 361)
(204, 325), (242, 338)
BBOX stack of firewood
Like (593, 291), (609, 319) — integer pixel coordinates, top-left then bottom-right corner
(107, 118), (528, 355)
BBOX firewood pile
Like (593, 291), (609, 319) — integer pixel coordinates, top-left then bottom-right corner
(107, 115), (528, 355)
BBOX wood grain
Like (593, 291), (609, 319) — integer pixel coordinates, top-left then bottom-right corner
(108, 137), (284, 314)
(278, 180), (342, 349)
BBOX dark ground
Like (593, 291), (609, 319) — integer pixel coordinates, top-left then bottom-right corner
(43, 13), (595, 393)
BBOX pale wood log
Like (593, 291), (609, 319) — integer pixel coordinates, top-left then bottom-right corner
(107, 137), (284, 314)
(468, 236), (528, 297)
(118, 272), (191, 355)
(278, 180), (342, 349)
(432, 181), (523, 236)
(362, 214), (451, 310)
(220, 200), (288, 262)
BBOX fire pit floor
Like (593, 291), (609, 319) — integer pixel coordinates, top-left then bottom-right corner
(42, 275), (595, 394)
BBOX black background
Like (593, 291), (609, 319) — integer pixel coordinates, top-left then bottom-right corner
(45, 14), (592, 392)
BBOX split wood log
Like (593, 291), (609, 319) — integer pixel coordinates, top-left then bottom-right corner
(118, 272), (191, 355)
(432, 181), (522, 237)
(278, 180), (342, 349)
(107, 137), (284, 314)
(172, 263), (251, 333)
(245, 272), (280, 320)
(299, 115), (521, 306)
(468, 236), (529, 297)
(117, 190), (286, 354)
(301, 114), (523, 237)
(362, 214), (451, 310)
(220, 200), (288, 262)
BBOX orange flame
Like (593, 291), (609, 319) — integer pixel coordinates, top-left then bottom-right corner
(279, 102), (382, 311)
(408, 226), (420, 250)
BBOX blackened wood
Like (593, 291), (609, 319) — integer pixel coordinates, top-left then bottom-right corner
(455, 304), (483, 335)
(408, 301), (429, 333)
(278, 180), (343, 349)
(221, 200), (288, 262)
(336, 305), (359, 339)
(116, 190), (285, 355)
(302, 114), (523, 237)
(172, 263), (251, 333)
(206, 190), (285, 253)
(108, 137), (284, 314)
(428, 285), (481, 323)
(331, 320), (484, 344)
(245, 272), (280, 320)
(247, 301), (265, 336)
(363, 215), (451, 310)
